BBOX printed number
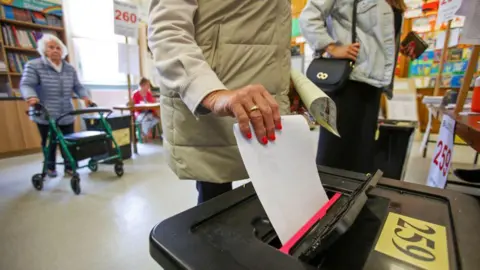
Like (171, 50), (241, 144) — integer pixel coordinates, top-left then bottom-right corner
(392, 218), (437, 262)
(115, 10), (121, 20)
(115, 10), (137, 23)
(433, 140), (452, 177)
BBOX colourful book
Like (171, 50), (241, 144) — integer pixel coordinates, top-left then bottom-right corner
(31, 12), (47, 25)
(2, 6), (15, 20)
(10, 25), (20, 46)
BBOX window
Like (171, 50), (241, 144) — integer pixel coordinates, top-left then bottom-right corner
(64, 0), (132, 85)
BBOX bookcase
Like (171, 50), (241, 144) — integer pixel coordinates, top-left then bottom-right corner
(0, 1), (66, 159)
(0, 3), (66, 97)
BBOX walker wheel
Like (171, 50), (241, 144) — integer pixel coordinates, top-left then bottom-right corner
(88, 160), (98, 172)
(31, 174), (44, 191)
(114, 163), (124, 177)
(70, 175), (81, 195)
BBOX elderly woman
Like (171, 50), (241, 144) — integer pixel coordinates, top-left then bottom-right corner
(20, 34), (92, 178)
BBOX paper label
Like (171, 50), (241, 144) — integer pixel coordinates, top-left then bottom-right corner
(426, 114), (455, 188)
(375, 212), (449, 270)
(112, 128), (130, 147)
(114, 0), (139, 38)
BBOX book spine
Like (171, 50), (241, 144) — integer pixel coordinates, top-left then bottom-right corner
(10, 25), (19, 47)
(7, 53), (17, 72)
(27, 31), (36, 48)
(6, 26), (14, 46)
(15, 54), (23, 73)
(1, 26), (8, 46)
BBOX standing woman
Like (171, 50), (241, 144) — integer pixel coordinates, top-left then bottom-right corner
(300, 0), (409, 174)
(20, 34), (92, 177)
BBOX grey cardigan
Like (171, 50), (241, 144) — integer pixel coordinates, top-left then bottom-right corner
(20, 58), (89, 125)
(300, 0), (401, 97)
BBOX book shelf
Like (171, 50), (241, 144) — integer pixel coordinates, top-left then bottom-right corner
(0, 3), (66, 97)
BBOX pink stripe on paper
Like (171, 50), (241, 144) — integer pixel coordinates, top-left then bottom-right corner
(279, 192), (342, 254)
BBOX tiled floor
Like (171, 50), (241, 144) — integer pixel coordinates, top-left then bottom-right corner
(0, 132), (478, 270)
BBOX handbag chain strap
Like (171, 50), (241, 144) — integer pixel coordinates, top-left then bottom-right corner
(351, 0), (359, 44)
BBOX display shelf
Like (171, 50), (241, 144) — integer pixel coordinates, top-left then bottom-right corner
(0, 3), (66, 93)
(0, 19), (64, 32)
(4, 46), (38, 53)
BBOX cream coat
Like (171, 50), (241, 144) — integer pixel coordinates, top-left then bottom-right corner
(148, 0), (292, 183)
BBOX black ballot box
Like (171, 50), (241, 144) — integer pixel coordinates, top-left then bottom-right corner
(150, 166), (480, 270)
(374, 120), (416, 180)
(83, 114), (132, 161)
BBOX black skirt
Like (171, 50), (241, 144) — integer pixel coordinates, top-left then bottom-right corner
(316, 80), (382, 174)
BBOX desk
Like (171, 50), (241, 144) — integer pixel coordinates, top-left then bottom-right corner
(112, 103), (161, 154)
(113, 103), (161, 113)
(431, 107), (480, 153)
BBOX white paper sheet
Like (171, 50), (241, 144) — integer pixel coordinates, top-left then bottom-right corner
(118, 43), (140, 75)
(436, 0), (462, 27)
(233, 115), (329, 244)
(420, 107), (433, 154)
(459, 0), (480, 45)
(435, 28), (461, 49)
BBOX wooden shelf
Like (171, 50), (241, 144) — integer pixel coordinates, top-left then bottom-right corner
(0, 19), (64, 32)
(9, 72), (21, 76)
(4, 46), (38, 53)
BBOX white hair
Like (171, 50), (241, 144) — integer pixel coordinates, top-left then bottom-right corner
(37, 34), (68, 59)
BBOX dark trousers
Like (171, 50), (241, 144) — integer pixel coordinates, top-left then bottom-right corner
(196, 181), (232, 205)
(316, 80), (382, 174)
(37, 123), (75, 171)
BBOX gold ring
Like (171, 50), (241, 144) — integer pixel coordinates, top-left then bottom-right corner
(249, 105), (259, 112)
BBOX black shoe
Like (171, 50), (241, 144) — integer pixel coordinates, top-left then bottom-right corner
(454, 169), (480, 183)
(47, 169), (58, 178)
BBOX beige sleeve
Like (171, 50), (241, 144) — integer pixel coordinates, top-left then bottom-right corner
(148, 0), (226, 114)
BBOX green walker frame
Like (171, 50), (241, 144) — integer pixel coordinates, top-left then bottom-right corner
(29, 103), (124, 195)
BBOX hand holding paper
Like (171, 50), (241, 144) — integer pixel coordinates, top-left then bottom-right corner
(233, 115), (329, 244)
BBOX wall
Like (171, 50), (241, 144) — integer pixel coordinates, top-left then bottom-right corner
(89, 88), (130, 108)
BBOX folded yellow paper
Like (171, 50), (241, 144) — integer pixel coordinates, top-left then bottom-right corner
(290, 70), (340, 137)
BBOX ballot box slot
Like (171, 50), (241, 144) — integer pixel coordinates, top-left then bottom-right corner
(283, 171), (383, 266)
(252, 190), (341, 249)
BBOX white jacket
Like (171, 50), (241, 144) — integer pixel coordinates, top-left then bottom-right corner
(300, 0), (400, 96)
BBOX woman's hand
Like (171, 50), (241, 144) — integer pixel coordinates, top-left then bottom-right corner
(201, 85), (282, 145)
(326, 43), (360, 61)
(82, 97), (93, 107)
(27, 97), (39, 106)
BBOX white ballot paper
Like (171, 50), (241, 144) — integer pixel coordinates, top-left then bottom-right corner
(233, 115), (329, 244)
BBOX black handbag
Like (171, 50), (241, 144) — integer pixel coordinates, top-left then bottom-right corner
(306, 0), (359, 93)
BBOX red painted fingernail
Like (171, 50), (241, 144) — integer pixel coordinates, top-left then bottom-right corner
(276, 123), (282, 130)
(246, 132), (252, 139)
(261, 136), (268, 145)
(269, 134), (276, 141)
